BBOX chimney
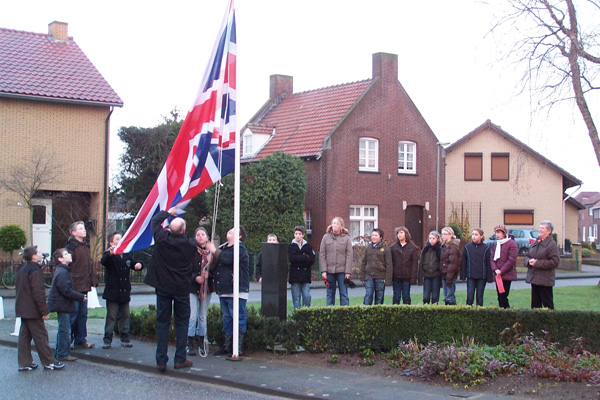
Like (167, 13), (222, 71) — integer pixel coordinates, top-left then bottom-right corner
(270, 74), (293, 99)
(48, 21), (68, 41)
(372, 52), (398, 81)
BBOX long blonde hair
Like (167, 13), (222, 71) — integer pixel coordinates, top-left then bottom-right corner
(326, 216), (349, 235)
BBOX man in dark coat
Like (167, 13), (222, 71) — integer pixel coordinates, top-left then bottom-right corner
(16, 246), (64, 371)
(65, 221), (96, 349)
(144, 208), (197, 372)
(100, 232), (143, 349)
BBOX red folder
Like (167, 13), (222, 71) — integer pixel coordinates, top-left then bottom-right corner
(495, 274), (505, 294)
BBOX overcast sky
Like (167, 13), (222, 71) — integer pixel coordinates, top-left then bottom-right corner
(2, 0), (599, 193)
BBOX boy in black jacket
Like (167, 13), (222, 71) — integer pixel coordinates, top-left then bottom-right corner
(288, 226), (315, 309)
(100, 232), (143, 349)
(47, 248), (86, 362)
(16, 246), (64, 371)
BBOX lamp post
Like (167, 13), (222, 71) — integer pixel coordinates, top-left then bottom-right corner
(436, 142), (450, 232)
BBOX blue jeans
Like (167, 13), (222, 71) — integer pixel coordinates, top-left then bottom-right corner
(466, 278), (487, 306)
(442, 278), (457, 305)
(188, 292), (212, 337)
(156, 289), (190, 366)
(70, 296), (88, 345)
(291, 283), (311, 309)
(219, 297), (248, 336)
(326, 273), (349, 306)
(104, 301), (130, 344)
(363, 278), (385, 305)
(392, 279), (411, 304)
(422, 276), (442, 304)
(55, 312), (71, 359)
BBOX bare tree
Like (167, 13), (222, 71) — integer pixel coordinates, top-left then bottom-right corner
(0, 147), (63, 244)
(493, 0), (600, 166)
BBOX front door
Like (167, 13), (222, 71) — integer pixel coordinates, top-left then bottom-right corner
(405, 205), (423, 247)
(32, 198), (52, 255)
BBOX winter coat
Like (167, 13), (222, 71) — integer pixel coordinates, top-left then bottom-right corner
(319, 229), (353, 275)
(390, 240), (419, 284)
(15, 262), (48, 319)
(101, 251), (144, 303)
(65, 237), (97, 292)
(490, 238), (518, 281)
(524, 236), (560, 287)
(47, 264), (85, 313)
(212, 242), (250, 295)
(360, 241), (392, 280)
(460, 242), (493, 282)
(144, 210), (196, 295)
(418, 243), (441, 284)
(190, 245), (215, 296)
(288, 239), (316, 284)
(440, 239), (461, 285)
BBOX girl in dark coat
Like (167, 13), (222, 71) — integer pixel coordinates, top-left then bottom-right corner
(490, 224), (518, 308)
(418, 231), (442, 304)
(440, 226), (461, 305)
(389, 226), (419, 305)
(460, 228), (492, 307)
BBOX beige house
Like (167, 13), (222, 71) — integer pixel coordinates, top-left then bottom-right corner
(444, 120), (582, 249)
(0, 22), (123, 259)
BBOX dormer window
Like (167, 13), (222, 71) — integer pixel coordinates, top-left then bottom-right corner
(243, 131), (253, 156)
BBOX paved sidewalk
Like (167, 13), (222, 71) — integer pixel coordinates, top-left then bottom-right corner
(0, 317), (517, 399)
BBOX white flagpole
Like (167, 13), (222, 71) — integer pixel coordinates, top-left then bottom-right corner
(231, 0), (240, 360)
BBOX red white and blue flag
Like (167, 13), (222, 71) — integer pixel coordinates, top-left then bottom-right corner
(115, 0), (236, 254)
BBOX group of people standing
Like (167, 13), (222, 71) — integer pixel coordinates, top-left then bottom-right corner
(356, 220), (560, 309)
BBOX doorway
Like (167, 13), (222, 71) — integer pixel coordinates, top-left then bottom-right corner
(405, 205), (423, 247)
(32, 198), (53, 255)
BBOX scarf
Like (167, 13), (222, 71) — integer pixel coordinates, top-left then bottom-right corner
(421, 242), (441, 260)
(493, 238), (511, 261)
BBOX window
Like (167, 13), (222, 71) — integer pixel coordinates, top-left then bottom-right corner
(594, 209), (600, 219)
(349, 205), (378, 240)
(359, 138), (378, 172)
(464, 153), (482, 181)
(582, 226), (586, 241)
(398, 141), (416, 174)
(32, 205), (46, 224)
(594, 225), (598, 240)
(303, 210), (312, 235)
(491, 153), (509, 181)
(243, 131), (253, 155)
(504, 210), (534, 225)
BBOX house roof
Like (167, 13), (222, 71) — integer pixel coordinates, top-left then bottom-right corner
(575, 191), (600, 207)
(0, 27), (123, 106)
(243, 79), (373, 160)
(446, 119), (582, 189)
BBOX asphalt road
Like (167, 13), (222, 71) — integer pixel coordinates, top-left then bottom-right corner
(0, 345), (284, 400)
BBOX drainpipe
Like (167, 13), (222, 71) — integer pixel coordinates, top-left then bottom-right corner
(563, 183), (581, 254)
(103, 107), (114, 249)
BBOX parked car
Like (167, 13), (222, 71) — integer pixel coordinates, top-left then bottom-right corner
(484, 228), (539, 256)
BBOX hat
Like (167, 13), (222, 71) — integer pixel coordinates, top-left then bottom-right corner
(494, 224), (507, 235)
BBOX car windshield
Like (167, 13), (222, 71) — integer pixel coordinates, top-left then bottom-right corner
(530, 230), (539, 238)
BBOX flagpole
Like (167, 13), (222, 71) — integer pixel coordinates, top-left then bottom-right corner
(231, 0), (240, 360)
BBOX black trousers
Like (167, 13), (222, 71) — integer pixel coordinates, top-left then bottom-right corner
(531, 284), (554, 309)
(496, 279), (512, 309)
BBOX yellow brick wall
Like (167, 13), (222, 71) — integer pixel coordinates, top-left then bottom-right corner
(0, 97), (109, 247)
(445, 127), (573, 246)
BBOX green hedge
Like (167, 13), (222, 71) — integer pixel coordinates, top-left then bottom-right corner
(293, 305), (600, 353)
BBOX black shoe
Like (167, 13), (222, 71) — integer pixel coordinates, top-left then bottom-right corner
(18, 363), (38, 372)
(237, 334), (245, 357)
(186, 336), (196, 356)
(213, 335), (232, 356)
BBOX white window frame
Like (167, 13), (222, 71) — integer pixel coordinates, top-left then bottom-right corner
(303, 210), (312, 235)
(594, 225), (598, 241)
(349, 205), (378, 242)
(359, 138), (378, 172)
(583, 226), (586, 242)
(243, 131), (253, 156)
(398, 141), (416, 174)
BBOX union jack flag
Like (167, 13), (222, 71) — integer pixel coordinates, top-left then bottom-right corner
(115, 0), (236, 254)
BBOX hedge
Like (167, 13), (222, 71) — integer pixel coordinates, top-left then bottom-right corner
(293, 305), (600, 353)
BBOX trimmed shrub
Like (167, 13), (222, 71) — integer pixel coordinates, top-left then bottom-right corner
(293, 305), (600, 353)
(0, 224), (27, 260)
(582, 248), (592, 258)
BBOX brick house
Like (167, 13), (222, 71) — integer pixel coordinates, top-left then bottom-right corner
(444, 120), (583, 249)
(0, 21), (123, 258)
(575, 192), (600, 244)
(242, 52), (443, 250)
